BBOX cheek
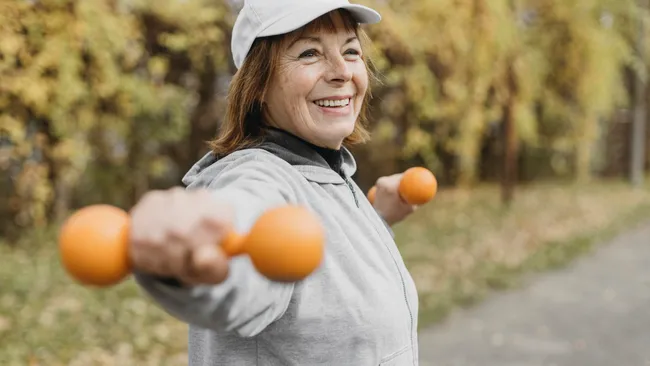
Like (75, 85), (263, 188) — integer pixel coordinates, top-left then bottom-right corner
(352, 66), (369, 111)
(353, 64), (369, 96)
(281, 67), (319, 101)
(279, 70), (318, 126)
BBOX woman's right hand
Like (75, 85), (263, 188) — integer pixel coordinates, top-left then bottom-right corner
(128, 187), (233, 286)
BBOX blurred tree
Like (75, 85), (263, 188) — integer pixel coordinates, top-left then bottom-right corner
(356, 0), (643, 189)
(0, 0), (231, 238)
(359, 0), (543, 190)
(529, 0), (639, 182)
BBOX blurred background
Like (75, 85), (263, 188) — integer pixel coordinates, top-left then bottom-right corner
(3, 0), (650, 364)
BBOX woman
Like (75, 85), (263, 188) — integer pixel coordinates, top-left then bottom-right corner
(132, 0), (421, 364)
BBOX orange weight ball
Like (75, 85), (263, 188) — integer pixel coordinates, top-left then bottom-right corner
(367, 186), (377, 204)
(58, 204), (325, 287)
(58, 205), (131, 287)
(367, 167), (437, 206)
(398, 167), (438, 205)
(244, 206), (325, 281)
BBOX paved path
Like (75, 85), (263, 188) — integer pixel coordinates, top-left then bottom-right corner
(418, 222), (650, 366)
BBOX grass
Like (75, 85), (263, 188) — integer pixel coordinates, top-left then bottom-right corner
(393, 179), (650, 326)
(3, 179), (650, 365)
(0, 227), (189, 366)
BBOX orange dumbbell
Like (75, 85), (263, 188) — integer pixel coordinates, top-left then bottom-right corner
(58, 204), (325, 287)
(367, 167), (438, 205)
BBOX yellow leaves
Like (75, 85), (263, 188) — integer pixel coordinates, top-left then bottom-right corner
(528, 0), (636, 179)
(54, 50), (86, 122)
(52, 138), (93, 186)
(0, 0), (641, 228)
(12, 162), (53, 228)
(202, 26), (225, 44)
(403, 63), (438, 109)
(42, 7), (73, 32)
(78, 0), (136, 51)
(455, 105), (486, 186)
(135, 0), (224, 27)
(159, 33), (189, 52)
(147, 56), (169, 81)
(403, 127), (433, 159)
(512, 101), (538, 145)
(51, 139), (90, 167)
(362, 5), (414, 66)
(573, 27), (630, 116)
(377, 89), (407, 121)
(1, 0), (231, 231)
(149, 156), (170, 178)
(373, 119), (398, 142)
(403, 126), (442, 172)
(0, 33), (24, 61)
(19, 78), (53, 115)
(0, 115), (26, 143)
(362, 0), (641, 183)
(196, 7), (226, 24)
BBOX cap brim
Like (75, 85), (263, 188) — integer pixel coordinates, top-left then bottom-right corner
(258, 3), (381, 38)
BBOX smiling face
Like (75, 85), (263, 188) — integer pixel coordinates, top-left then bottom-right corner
(262, 11), (369, 150)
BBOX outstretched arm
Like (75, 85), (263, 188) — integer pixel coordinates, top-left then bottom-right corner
(133, 156), (300, 338)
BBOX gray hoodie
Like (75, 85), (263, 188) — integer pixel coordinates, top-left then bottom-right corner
(134, 128), (419, 365)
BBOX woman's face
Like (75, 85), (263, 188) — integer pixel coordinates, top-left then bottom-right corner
(263, 13), (368, 150)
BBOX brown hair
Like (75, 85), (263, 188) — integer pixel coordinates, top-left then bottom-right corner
(208, 9), (376, 156)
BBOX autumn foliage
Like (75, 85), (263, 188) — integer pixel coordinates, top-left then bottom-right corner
(1, 0), (648, 238)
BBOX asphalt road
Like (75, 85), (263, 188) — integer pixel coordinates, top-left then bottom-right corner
(418, 222), (650, 366)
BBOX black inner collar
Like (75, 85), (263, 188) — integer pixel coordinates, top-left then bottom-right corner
(261, 126), (344, 175)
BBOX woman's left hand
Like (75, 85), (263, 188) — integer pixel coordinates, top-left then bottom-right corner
(370, 173), (418, 226)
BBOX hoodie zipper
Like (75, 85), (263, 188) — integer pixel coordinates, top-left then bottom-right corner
(344, 174), (415, 364)
(343, 176), (360, 207)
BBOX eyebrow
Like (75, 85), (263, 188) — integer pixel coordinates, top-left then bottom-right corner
(289, 36), (358, 49)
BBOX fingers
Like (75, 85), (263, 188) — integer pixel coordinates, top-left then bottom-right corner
(180, 245), (230, 285)
(178, 209), (231, 285)
(376, 174), (413, 207)
(129, 188), (233, 285)
(375, 174), (402, 191)
(374, 174), (401, 201)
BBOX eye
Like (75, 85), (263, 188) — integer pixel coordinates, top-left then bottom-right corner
(344, 48), (361, 60)
(299, 49), (319, 59)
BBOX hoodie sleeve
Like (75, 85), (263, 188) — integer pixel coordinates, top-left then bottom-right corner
(133, 153), (300, 338)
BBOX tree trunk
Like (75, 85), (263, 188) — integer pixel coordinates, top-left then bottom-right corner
(186, 55), (219, 172)
(501, 57), (518, 206)
(38, 117), (69, 222)
(501, 102), (517, 206)
(630, 0), (648, 186)
(128, 122), (149, 206)
(575, 115), (596, 183)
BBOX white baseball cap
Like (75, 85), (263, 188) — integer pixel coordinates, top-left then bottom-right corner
(231, 0), (382, 69)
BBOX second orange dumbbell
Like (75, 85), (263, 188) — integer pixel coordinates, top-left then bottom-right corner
(367, 167), (438, 205)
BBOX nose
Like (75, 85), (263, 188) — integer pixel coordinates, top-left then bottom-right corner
(325, 55), (352, 84)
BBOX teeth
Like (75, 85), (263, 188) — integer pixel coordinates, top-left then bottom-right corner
(314, 98), (350, 107)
